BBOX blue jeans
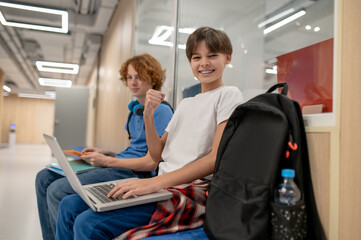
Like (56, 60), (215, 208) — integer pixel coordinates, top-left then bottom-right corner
(35, 168), (150, 240)
(56, 194), (156, 240)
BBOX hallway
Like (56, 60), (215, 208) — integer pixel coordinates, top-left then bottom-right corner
(0, 144), (52, 240)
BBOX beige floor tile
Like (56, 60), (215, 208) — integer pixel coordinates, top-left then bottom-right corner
(0, 144), (52, 240)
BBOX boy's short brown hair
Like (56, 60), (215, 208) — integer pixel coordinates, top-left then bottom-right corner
(186, 27), (233, 62)
(119, 54), (166, 90)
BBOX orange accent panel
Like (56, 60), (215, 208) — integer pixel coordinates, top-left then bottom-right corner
(277, 38), (333, 113)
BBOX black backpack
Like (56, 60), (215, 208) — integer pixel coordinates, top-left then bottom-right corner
(204, 83), (325, 240)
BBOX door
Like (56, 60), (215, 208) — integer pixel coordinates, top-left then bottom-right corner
(54, 88), (89, 150)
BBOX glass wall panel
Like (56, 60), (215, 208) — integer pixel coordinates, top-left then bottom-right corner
(263, 0), (334, 117)
(134, 0), (334, 124)
(175, 0), (266, 104)
(133, 0), (177, 103)
(175, 0), (334, 118)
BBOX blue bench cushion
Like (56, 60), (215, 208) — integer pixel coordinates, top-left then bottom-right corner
(141, 227), (209, 239)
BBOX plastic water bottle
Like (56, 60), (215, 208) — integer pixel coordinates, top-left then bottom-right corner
(274, 169), (301, 205)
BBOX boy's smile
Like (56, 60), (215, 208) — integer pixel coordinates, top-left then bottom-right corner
(199, 69), (215, 75)
(190, 40), (231, 92)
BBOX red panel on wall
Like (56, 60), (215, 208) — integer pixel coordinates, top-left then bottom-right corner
(277, 38), (333, 113)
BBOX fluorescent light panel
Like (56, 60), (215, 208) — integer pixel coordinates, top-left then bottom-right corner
(18, 93), (55, 99)
(178, 27), (196, 34)
(36, 61), (79, 74)
(148, 26), (195, 48)
(177, 44), (186, 50)
(44, 91), (56, 98)
(0, 2), (68, 33)
(264, 10), (306, 35)
(148, 25), (174, 46)
(265, 69), (277, 74)
(39, 78), (72, 88)
(258, 8), (295, 28)
(3, 85), (11, 92)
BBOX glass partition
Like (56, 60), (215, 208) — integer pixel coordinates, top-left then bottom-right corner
(133, 0), (177, 103)
(175, 0), (266, 104)
(134, 0), (335, 126)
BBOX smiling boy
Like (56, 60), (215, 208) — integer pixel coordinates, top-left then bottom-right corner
(55, 27), (244, 240)
(35, 54), (173, 240)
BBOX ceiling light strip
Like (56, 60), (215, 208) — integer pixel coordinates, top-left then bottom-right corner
(0, 2), (68, 33)
(265, 69), (277, 74)
(3, 85), (11, 92)
(38, 78), (72, 88)
(0, 11), (5, 23)
(148, 26), (196, 47)
(263, 10), (306, 35)
(0, 2), (64, 14)
(36, 61), (79, 74)
(178, 27), (196, 34)
(258, 8), (295, 28)
(18, 93), (55, 99)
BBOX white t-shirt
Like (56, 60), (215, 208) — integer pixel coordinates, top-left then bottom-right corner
(158, 86), (244, 176)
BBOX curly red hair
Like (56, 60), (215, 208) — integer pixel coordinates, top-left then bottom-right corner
(119, 54), (166, 90)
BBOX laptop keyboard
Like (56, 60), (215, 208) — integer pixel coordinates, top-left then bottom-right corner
(87, 183), (133, 203)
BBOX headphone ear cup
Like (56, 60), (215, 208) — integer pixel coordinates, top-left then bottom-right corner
(133, 104), (144, 115)
(128, 100), (138, 112)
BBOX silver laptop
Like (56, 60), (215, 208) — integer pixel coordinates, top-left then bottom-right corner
(43, 134), (172, 212)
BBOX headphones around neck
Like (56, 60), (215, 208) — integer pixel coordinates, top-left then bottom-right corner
(126, 100), (173, 139)
(128, 100), (145, 115)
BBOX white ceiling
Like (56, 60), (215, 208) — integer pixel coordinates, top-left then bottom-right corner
(0, 0), (118, 94)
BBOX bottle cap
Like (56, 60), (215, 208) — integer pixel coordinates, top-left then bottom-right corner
(281, 169), (295, 178)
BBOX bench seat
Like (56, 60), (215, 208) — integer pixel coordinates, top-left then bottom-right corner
(141, 227), (209, 239)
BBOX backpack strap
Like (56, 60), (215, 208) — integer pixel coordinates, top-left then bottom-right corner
(159, 100), (174, 113)
(126, 111), (134, 140)
(266, 83), (288, 95)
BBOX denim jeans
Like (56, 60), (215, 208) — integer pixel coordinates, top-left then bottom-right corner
(56, 194), (156, 240)
(35, 167), (150, 240)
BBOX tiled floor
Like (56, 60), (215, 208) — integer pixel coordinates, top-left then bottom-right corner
(0, 143), (52, 240)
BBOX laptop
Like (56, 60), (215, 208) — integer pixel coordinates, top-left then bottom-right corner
(43, 134), (172, 212)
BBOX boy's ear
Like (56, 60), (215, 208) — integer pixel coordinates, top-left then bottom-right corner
(225, 54), (232, 64)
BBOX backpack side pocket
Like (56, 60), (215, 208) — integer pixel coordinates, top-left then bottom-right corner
(205, 175), (270, 240)
(270, 199), (307, 240)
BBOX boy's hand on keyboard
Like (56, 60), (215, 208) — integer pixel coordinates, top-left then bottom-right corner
(107, 178), (160, 199)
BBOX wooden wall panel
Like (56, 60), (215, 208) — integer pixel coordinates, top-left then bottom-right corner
(0, 69), (4, 143)
(306, 132), (330, 239)
(339, 0), (361, 238)
(1, 95), (54, 144)
(85, 60), (98, 147)
(94, 0), (134, 152)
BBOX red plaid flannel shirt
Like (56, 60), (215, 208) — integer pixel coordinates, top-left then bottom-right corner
(114, 179), (210, 240)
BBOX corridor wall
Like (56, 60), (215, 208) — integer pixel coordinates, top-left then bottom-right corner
(91, 0), (135, 152)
